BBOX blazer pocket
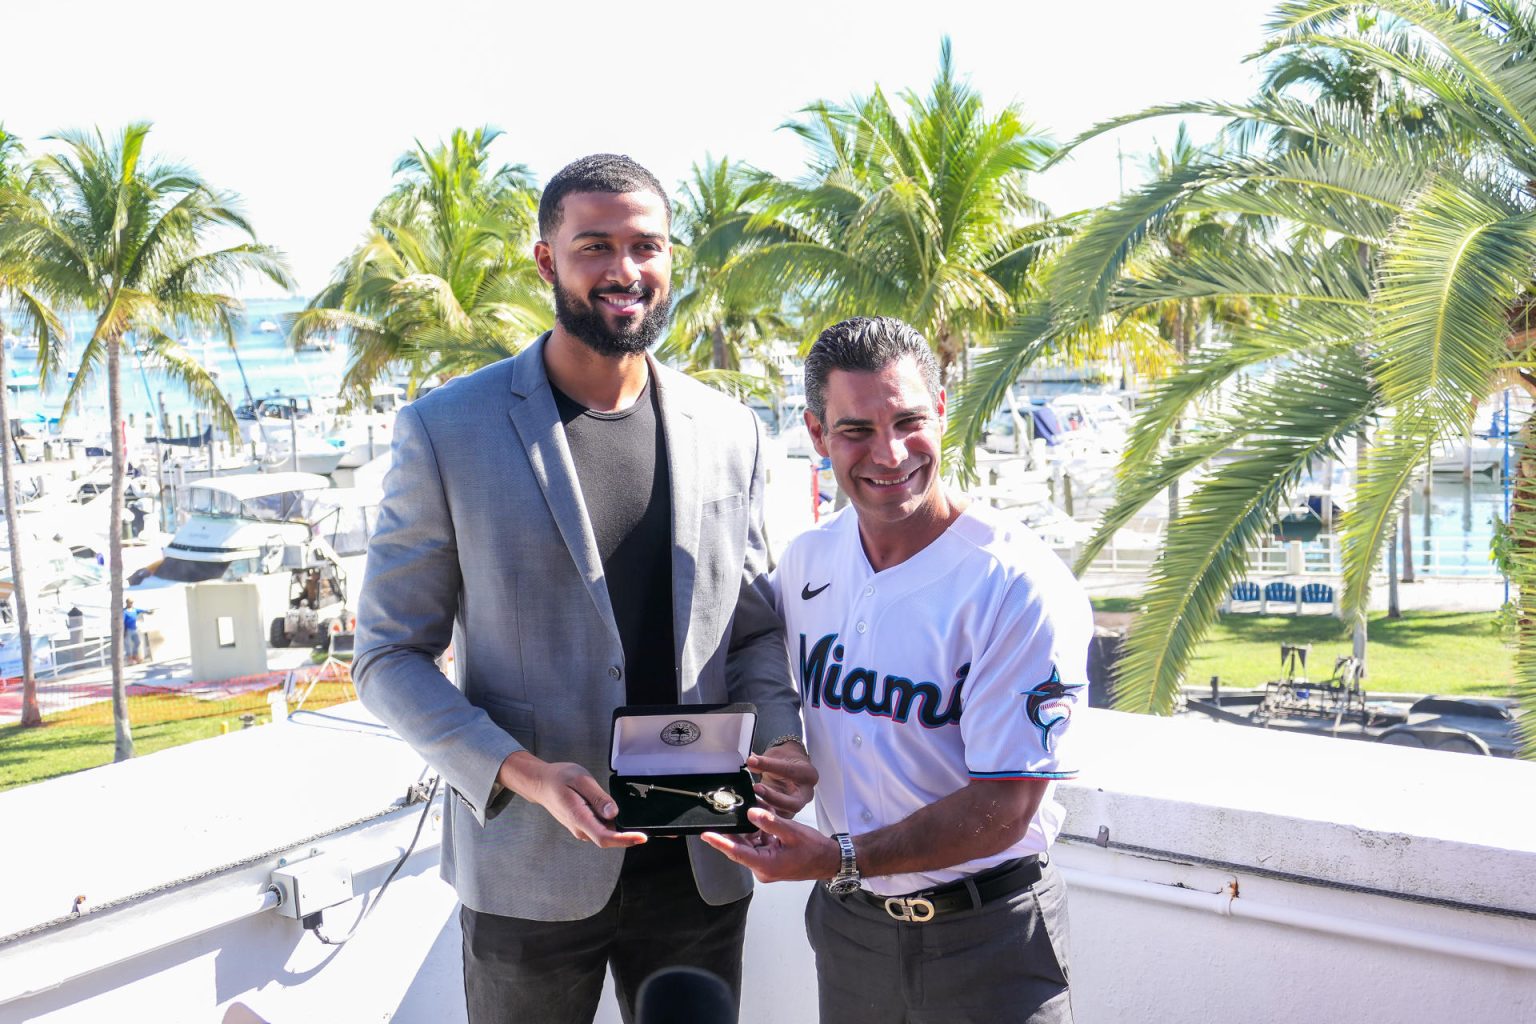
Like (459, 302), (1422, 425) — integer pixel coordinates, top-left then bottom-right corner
(701, 492), (746, 518)
(478, 693), (537, 751)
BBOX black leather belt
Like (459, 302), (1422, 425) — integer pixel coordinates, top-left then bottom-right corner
(847, 855), (1043, 922)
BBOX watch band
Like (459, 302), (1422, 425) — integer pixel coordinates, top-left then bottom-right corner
(764, 735), (806, 754)
(826, 832), (861, 895)
(835, 832), (856, 874)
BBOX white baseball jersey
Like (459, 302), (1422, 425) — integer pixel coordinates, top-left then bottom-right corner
(773, 502), (1091, 896)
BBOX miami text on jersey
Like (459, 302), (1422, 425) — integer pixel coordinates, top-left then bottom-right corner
(798, 633), (966, 728)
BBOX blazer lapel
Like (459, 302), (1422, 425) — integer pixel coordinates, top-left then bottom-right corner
(507, 337), (619, 641)
(652, 360), (699, 693)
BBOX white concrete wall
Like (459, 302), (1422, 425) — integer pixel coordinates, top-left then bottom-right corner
(2, 705), (1532, 1023)
(185, 582), (269, 680)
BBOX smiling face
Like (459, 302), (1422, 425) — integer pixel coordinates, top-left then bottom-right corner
(535, 190), (672, 357)
(808, 356), (955, 552)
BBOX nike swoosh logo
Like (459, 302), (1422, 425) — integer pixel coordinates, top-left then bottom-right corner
(801, 582), (831, 600)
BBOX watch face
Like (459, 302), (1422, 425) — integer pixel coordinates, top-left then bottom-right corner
(826, 876), (861, 896)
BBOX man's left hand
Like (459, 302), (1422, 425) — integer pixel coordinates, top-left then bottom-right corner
(702, 807), (840, 883)
(750, 742), (817, 817)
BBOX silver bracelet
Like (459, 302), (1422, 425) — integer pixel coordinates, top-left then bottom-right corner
(764, 735), (807, 754)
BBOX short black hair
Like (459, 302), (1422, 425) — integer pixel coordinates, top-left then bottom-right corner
(803, 316), (941, 421)
(538, 153), (671, 239)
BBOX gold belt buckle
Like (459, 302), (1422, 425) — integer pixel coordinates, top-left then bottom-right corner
(883, 896), (936, 923)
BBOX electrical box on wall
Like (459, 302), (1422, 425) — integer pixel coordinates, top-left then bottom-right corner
(270, 855), (354, 919)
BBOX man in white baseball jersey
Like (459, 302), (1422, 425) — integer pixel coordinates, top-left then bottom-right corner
(705, 316), (1090, 1023)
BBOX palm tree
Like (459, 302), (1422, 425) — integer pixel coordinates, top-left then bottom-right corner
(947, 128), (1261, 494)
(0, 127), (68, 730)
(5, 122), (291, 759)
(958, 1), (1536, 755)
(293, 126), (549, 397)
(1130, 127), (1263, 520)
(721, 39), (1064, 383)
(661, 156), (792, 397)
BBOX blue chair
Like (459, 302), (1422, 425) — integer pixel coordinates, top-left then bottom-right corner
(1224, 580), (1262, 613)
(1299, 582), (1336, 615)
(1263, 581), (1297, 613)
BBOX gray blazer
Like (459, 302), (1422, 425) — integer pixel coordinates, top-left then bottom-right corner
(354, 336), (799, 920)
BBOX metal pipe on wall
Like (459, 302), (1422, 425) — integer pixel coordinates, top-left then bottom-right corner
(1061, 867), (1536, 972)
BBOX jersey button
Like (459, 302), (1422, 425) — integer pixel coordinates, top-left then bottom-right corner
(608, 666), (622, 680)
(861, 809), (874, 823)
(864, 585), (874, 596)
(852, 734), (862, 747)
(856, 621), (867, 634)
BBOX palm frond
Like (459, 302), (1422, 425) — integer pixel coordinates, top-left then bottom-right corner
(1336, 409), (1441, 621)
(1274, 0), (1536, 168)
(1050, 163), (1210, 320)
(944, 305), (1059, 476)
(680, 368), (773, 401)
(132, 327), (239, 436)
(1371, 177), (1536, 421)
(1114, 357), (1374, 714)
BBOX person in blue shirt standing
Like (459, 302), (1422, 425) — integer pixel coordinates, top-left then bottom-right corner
(123, 599), (152, 664)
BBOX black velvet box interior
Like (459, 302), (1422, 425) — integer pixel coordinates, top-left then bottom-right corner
(609, 703), (759, 836)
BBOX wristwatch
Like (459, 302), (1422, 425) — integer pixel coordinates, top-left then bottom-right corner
(825, 833), (861, 895)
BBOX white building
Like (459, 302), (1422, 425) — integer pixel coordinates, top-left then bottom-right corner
(0, 704), (1532, 1022)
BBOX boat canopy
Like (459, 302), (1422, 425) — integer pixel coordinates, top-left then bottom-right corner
(182, 472), (331, 522)
(188, 472), (331, 500)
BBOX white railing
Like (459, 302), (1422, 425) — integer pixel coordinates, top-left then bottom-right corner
(38, 634), (114, 676)
(1074, 533), (1500, 580)
(4, 630), (137, 684)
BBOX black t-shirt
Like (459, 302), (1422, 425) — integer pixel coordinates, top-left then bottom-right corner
(551, 375), (677, 706)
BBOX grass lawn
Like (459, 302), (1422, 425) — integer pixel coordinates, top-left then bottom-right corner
(1193, 611), (1513, 695)
(0, 681), (357, 792)
(1093, 602), (1513, 696)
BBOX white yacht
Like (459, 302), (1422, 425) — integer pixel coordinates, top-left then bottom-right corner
(233, 393), (349, 475)
(324, 386), (403, 470)
(155, 472), (334, 582)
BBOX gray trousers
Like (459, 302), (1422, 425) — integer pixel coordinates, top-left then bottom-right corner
(805, 859), (1073, 1024)
(460, 840), (750, 1024)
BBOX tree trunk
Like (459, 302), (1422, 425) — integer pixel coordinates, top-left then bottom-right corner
(709, 323), (734, 373)
(1353, 425), (1369, 676)
(935, 328), (963, 392)
(0, 331), (40, 727)
(108, 331), (133, 760)
(1511, 407), (1536, 759)
(1387, 519), (1400, 619)
(1400, 492), (1415, 583)
(711, 324), (729, 372)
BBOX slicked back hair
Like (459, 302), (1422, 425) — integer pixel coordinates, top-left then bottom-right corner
(538, 153), (671, 240)
(804, 316), (941, 422)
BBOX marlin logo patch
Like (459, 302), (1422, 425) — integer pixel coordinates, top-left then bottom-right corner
(1021, 667), (1083, 752)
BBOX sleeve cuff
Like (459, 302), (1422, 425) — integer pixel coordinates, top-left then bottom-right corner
(969, 768), (1079, 781)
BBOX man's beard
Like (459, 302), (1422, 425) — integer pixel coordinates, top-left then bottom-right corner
(552, 272), (672, 357)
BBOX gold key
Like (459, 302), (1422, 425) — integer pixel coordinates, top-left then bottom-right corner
(626, 782), (744, 813)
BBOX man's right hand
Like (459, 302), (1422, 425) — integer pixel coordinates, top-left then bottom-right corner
(749, 743), (818, 817)
(497, 751), (647, 848)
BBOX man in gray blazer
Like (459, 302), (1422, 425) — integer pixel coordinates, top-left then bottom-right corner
(354, 154), (808, 1024)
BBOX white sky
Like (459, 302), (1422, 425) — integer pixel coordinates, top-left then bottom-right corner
(1, 0), (1281, 296)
